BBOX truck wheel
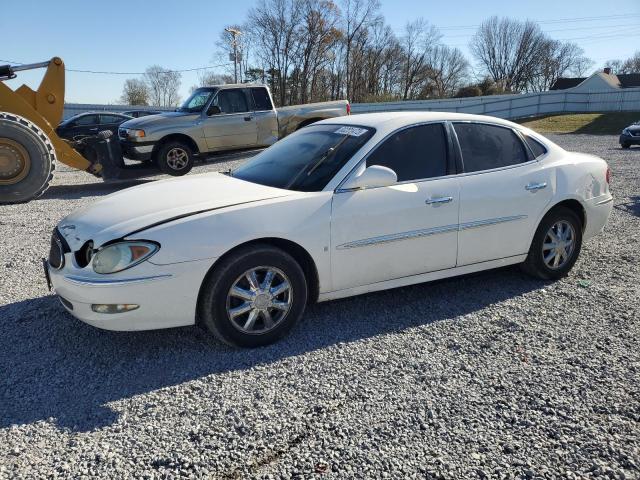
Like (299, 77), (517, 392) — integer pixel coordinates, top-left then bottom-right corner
(0, 112), (55, 204)
(156, 141), (194, 176)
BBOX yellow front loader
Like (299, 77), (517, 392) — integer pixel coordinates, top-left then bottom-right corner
(0, 57), (102, 204)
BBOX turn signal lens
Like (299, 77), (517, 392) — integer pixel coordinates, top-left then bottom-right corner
(91, 304), (139, 314)
(92, 241), (159, 274)
(129, 129), (145, 138)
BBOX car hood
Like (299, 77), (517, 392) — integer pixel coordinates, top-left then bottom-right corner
(625, 124), (640, 133)
(57, 173), (292, 250)
(120, 111), (199, 129)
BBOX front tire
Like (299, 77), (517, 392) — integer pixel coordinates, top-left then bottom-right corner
(621, 143), (631, 149)
(0, 112), (55, 204)
(156, 141), (194, 176)
(198, 244), (308, 348)
(522, 207), (583, 280)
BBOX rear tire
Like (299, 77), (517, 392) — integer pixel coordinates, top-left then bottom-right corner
(198, 244), (308, 348)
(156, 141), (194, 176)
(0, 112), (55, 204)
(521, 207), (582, 280)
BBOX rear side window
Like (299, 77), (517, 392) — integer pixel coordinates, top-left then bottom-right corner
(454, 123), (528, 173)
(366, 123), (448, 182)
(251, 88), (273, 111)
(522, 134), (547, 158)
(73, 115), (98, 126)
(100, 115), (125, 124)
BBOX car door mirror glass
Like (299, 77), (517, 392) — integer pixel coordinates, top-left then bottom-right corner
(207, 105), (221, 116)
(342, 165), (397, 190)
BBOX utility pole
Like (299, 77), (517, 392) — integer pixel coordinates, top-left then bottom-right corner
(225, 27), (242, 83)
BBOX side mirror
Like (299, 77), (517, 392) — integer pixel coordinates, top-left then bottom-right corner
(207, 105), (221, 116)
(342, 165), (397, 190)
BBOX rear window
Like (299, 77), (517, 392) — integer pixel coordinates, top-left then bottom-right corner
(522, 134), (547, 158)
(251, 88), (273, 111)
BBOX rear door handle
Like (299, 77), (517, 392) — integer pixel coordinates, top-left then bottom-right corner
(425, 196), (453, 205)
(525, 182), (547, 191)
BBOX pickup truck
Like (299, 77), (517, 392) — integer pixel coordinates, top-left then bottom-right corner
(118, 84), (350, 175)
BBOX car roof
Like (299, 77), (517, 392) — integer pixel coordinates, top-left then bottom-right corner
(317, 111), (522, 133)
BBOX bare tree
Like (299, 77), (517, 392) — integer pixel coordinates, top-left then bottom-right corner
(470, 16), (547, 92)
(144, 66), (182, 107)
(610, 51), (640, 74)
(120, 78), (149, 105)
(528, 40), (592, 91)
(248, 0), (303, 106)
(189, 71), (234, 93)
(398, 19), (441, 99)
(427, 45), (469, 98)
(340, 0), (380, 100)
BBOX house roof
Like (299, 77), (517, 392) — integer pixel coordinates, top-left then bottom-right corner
(550, 77), (586, 90)
(617, 74), (640, 88)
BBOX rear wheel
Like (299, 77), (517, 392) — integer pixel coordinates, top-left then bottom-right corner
(0, 112), (55, 204)
(521, 207), (583, 280)
(198, 244), (308, 348)
(156, 141), (194, 176)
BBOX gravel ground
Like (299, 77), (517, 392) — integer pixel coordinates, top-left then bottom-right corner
(0, 135), (638, 479)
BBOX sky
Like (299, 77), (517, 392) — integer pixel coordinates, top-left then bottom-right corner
(2, 0), (639, 104)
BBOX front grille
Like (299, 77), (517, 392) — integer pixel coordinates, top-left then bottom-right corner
(48, 229), (69, 270)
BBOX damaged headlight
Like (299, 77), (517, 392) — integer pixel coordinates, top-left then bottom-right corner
(92, 241), (159, 274)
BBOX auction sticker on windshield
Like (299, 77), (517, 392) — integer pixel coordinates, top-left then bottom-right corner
(334, 126), (368, 137)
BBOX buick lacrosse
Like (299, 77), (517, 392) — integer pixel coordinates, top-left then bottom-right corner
(47, 112), (613, 347)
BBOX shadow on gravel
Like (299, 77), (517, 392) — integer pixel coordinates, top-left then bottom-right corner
(614, 196), (640, 217)
(0, 267), (542, 432)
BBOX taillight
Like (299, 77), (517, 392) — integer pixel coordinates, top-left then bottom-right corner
(346, 103), (351, 115)
(606, 167), (611, 185)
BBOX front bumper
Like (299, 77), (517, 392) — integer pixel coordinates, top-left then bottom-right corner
(619, 133), (640, 146)
(120, 140), (155, 161)
(49, 258), (214, 331)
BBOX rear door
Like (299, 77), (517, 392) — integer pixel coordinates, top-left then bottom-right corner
(66, 114), (100, 138)
(202, 88), (258, 150)
(250, 87), (278, 146)
(453, 122), (554, 266)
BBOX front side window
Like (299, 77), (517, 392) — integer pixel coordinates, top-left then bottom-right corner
(366, 123), (448, 182)
(232, 124), (375, 192)
(454, 123), (528, 173)
(215, 89), (249, 114)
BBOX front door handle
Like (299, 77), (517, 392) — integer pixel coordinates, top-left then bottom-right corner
(525, 182), (547, 191)
(244, 116), (253, 122)
(425, 196), (453, 205)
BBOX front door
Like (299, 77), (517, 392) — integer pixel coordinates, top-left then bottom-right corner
(453, 122), (554, 266)
(202, 88), (258, 151)
(330, 123), (460, 291)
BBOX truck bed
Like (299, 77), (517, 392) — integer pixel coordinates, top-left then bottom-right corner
(276, 100), (350, 138)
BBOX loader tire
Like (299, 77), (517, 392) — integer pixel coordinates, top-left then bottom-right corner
(0, 112), (55, 204)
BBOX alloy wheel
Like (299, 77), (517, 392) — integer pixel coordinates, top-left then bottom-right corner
(166, 147), (189, 170)
(542, 220), (576, 269)
(226, 266), (293, 334)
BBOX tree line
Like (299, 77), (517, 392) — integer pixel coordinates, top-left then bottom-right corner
(120, 0), (640, 107)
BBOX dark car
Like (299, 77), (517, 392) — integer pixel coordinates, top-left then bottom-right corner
(56, 112), (132, 141)
(122, 110), (163, 118)
(620, 121), (640, 149)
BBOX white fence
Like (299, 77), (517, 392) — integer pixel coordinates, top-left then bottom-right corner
(63, 103), (173, 120)
(351, 88), (640, 119)
(63, 87), (640, 121)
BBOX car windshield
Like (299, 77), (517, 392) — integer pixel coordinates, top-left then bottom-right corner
(231, 124), (375, 192)
(178, 88), (216, 113)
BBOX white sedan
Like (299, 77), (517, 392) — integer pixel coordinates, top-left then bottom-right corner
(47, 112), (613, 347)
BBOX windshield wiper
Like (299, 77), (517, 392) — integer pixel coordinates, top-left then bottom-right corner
(285, 135), (350, 189)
